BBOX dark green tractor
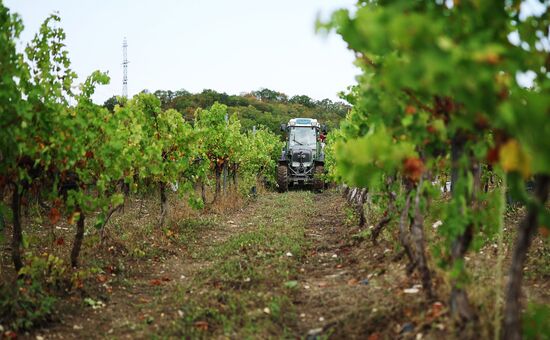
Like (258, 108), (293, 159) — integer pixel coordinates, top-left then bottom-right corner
(277, 118), (327, 192)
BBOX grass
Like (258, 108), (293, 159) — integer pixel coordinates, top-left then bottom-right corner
(175, 216), (218, 246)
(4, 186), (547, 339)
(160, 191), (314, 338)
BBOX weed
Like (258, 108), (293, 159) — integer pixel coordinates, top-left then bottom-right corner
(522, 302), (550, 340)
(344, 206), (357, 227)
(0, 253), (86, 331)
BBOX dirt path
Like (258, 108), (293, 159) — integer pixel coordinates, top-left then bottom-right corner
(16, 188), (549, 339)
(30, 193), (268, 339)
(27, 190), (442, 339)
(293, 191), (431, 339)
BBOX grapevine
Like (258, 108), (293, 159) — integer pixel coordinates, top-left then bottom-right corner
(322, 1), (550, 337)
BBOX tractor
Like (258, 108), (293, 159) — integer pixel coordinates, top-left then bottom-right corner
(277, 118), (327, 192)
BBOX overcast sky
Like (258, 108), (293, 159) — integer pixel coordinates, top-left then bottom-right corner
(4, 0), (360, 104)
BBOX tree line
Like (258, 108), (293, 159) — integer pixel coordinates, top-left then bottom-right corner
(104, 88), (350, 135)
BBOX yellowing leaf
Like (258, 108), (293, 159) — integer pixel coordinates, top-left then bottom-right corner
(68, 211), (80, 225)
(499, 139), (531, 178)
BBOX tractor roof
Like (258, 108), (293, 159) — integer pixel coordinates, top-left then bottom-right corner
(288, 118), (320, 128)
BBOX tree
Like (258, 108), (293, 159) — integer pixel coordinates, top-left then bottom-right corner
(289, 94), (314, 108)
(103, 95), (120, 112)
(252, 88), (288, 102)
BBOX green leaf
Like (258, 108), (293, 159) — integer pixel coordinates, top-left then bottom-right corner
(284, 280), (299, 289)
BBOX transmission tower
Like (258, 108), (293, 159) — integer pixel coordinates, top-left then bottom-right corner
(122, 37), (128, 98)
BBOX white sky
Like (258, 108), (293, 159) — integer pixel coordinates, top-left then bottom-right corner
(4, 0), (360, 104)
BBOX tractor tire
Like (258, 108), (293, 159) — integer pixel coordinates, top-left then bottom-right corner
(313, 165), (325, 191)
(277, 165), (288, 193)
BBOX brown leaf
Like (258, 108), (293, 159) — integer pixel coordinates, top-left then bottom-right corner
(539, 225), (549, 238)
(149, 279), (162, 286)
(96, 274), (108, 283)
(404, 307), (413, 318)
(405, 105), (417, 115)
(74, 279), (84, 289)
(49, 207), (61, 225)
(4, 331), (18, 339)
(486, 146), (500, 165)
(431, 301), (444, 318)
(403, 157), (424, 183)
(347, 278), (359, 286)
(368, 332), (380, 340)
(55, 237), (65, 246)
(106, 265), (116, 274)
(194, 321), (209, 331)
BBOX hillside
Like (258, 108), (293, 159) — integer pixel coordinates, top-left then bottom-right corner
(103, 88), (350, 135)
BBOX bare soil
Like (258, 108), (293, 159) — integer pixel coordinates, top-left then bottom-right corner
(3, 189), (548, 339)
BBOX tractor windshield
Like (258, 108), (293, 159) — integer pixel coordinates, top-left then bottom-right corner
(289, 127), (316, 148)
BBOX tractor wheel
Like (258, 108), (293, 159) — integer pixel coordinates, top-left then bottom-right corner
(313, 165), (325, 191)
(277, 165), (288, 193)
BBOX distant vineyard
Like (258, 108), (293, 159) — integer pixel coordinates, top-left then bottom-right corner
(0, 9), (282, 272)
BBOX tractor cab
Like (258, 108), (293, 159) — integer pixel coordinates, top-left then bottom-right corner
(277, 118), (326, 191)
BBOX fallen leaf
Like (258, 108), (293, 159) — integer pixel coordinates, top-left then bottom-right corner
(431, 302), (444, 318)
(49, 207), (61, 225)
(74, 278), (84, 289)
(347, 278), (359, 286)
(4, 331), (17, 339)
(404, 307), (413, 317)
(96, 274), (108, 283)
(150, 279), (162, 286)
(368, 332), (380, 340)
(194, 321), (209, 331)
